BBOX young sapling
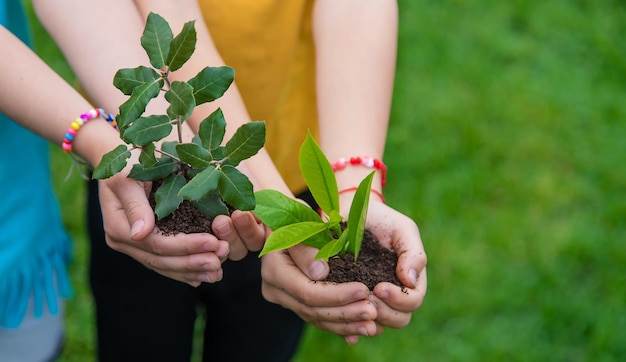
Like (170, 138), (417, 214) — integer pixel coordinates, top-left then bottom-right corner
(92, 12), (265, 222)
(254, 131), (375, 261)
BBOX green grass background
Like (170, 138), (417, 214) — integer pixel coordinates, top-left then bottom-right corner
(24, 0), (625, 361)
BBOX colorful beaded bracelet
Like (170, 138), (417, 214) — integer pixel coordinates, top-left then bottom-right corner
(339, 187), (385, 203)
(331, 156), (387, 188)
(62, 108), (117, 153)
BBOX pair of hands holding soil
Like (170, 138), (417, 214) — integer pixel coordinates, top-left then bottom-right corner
(98, 171), (427, 344)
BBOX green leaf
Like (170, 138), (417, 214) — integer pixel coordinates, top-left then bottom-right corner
(299, 131), (339, 215)
(113, 66), (161, 95)
(218, 165), (255, 210)
(178, 165), (220, 201)
(161, 141), (179, 159)
(176, 143), (212, 168)
(315, 232), (349, 261)
(123, 115), (172, 146)
(154, 174), (185, 219)
(259, 221), (329, 257)
(128, 157), (178, 181)
(211, 146), (226, 162)
(224, 121), (266, 166)
(198, 108), (226, 150)
(346, 171), (375, 260)
(253, 190), (322, 230)
(92, 145), (131, 179)
(139, 143), (157, 168)
(191, 191), (229, 218)
(188, 66), (234, 105)
(165, 81), (195, 120)
(118, 79), (163, 129)
(141, 12), (172, 69)
(166, 20), (196, 72)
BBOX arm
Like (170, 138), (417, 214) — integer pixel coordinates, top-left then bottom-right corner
(25, 2), (230, 286)
(264, 0), (427, 343)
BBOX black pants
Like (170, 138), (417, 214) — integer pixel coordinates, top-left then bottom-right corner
(87, 180), (311, 362)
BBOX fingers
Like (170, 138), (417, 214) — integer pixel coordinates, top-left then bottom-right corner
(105, 233), (229, 286)
(99, 176), (155, 241)
(231, 210), (266, 251)
(261, 251), (379, 338)
(287, 243), (330, 281)
(212, 211), (266, 261)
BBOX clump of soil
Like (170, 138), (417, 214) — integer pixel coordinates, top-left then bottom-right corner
(154, 199), (214, 235)
(148, 178), (215, 235)
(326, 229), (403, 290)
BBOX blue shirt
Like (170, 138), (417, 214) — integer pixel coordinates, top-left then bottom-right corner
(0, 1), (73, 328)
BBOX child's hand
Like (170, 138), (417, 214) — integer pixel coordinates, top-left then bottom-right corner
(98, 173), (229, 287)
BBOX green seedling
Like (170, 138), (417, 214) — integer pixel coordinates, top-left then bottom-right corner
(254, 131), (374, 261)
(93, 12), (265, 220)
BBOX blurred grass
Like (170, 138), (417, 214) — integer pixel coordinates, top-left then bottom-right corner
(25, 0), (626, 361)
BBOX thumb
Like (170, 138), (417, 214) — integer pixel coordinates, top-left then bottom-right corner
(287, 243), (329, 281)
(104, 176), (155, 241)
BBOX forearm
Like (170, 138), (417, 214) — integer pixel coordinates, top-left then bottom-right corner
(32, 0), (150, 115)
(0, 26), (119, 167)
(313, 0), (398, 192)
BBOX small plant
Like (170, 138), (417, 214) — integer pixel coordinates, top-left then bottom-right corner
(255, 131), (375, 261)
(93, 12), (265, 220)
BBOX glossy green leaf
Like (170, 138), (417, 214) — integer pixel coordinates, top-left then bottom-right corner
(154, 174), (185, 219)
(123, 115), (172, 146)
(198, 108), (226, 150)
(346, 171), (375, 260)
(191, 191), (229, 218)
(92, 145), (131, 179)
(166, 20), (196, 71)
(113, 66), (161, 95)
(178, 165), (220, 201)
(176, 143), (212, 168)
(139, 143), (157, 168)
(118, 79), (163, 130)
(253, 190), (322, 230)
(218, 165), (255, 210)
(224, 121), (266, 166)
(188, 66), (234, 105)
(259, 221), (329, 257)
(165, 81), (195, 120)
(315, 232), (349, 261)
(141, 12), (172, 69)
(128, 158), (178, 181)
(299, 131), (339, 215)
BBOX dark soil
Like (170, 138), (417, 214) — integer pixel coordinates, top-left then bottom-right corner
(326, 229), (403, 290)
(149, 179), (403, 290)
(149, 179), (214, 235)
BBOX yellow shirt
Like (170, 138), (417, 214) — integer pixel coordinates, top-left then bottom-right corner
(199, 0), (318, 193)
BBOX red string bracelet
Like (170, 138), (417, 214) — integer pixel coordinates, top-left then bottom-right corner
(331, 156), (387, 188)
(339, 187), (385, 203)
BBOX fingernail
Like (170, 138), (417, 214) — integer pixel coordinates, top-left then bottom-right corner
(213, 221), (231, 236)
(130, 220), (144, 238)
(409, 268), (418, 287)
(359, 313), (370, 321)
(358, 327), (369, 337)
(378, 291), (390, 300)
(308, 260), (326, 280)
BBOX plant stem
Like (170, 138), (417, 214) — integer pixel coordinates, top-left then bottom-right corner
(176, 116), (183, 144)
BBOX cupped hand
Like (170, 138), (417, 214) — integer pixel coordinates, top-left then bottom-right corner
(261, 244), (379, 345)
(97, 172), (230, 287)
(356, 198), (428, 330)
